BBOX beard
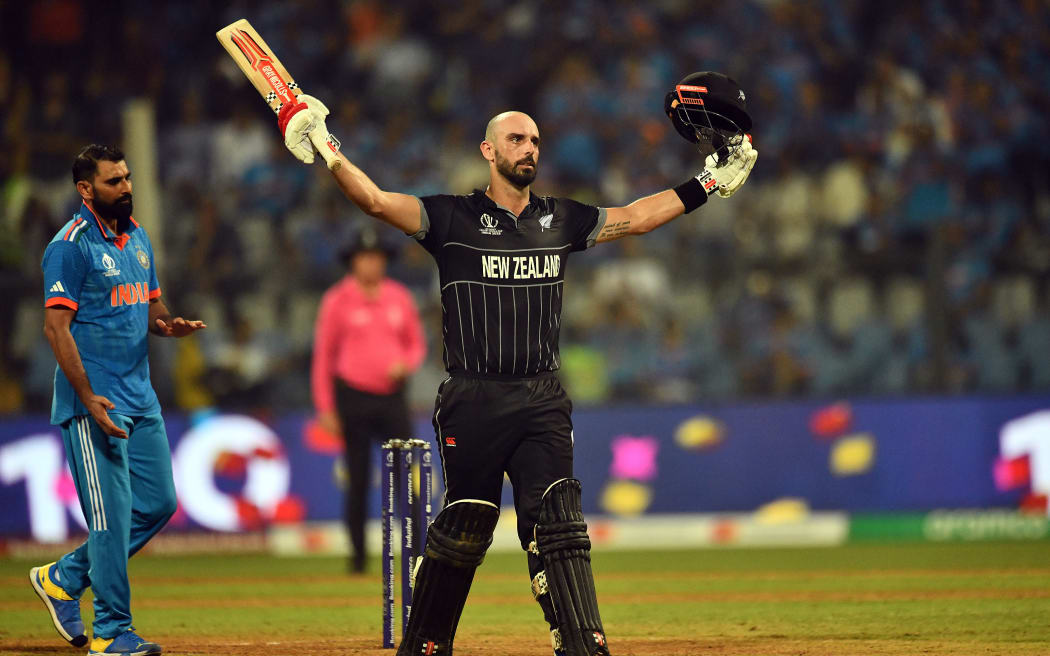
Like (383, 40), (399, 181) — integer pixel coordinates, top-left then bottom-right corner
(93, 191), (133, 230)
(494, 149), (537, 188)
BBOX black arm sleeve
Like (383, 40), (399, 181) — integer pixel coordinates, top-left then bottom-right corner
(560, 198), (607, 252)
(414, 194), (458, 255)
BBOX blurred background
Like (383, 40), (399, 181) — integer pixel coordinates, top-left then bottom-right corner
(1, 0), (1049, 551)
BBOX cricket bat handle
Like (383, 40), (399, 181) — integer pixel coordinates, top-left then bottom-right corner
(310, 127), (342, 171)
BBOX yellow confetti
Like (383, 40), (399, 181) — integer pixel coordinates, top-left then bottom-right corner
(674, 416), (724, 450)
(831, 433), (876, 476)
(754, 497), (811, 524)
(600, 480), (653, 517)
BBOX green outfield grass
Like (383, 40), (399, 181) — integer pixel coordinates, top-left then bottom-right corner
(2, 541), (1048, 655)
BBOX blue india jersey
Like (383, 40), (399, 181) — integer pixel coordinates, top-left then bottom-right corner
(42, 203), (162, 425)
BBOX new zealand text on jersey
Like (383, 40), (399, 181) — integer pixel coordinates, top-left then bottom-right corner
(481, 254), (562, 280)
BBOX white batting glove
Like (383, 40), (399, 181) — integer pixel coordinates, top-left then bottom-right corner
(277, 94), (331, 164)
(697, 138), (758, 199)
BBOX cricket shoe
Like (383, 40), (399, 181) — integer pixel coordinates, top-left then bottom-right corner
(29, 561), (87, 647)
(89, 629), (162, 656)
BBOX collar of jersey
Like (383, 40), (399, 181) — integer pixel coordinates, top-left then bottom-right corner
(471, 189), (541, 219)
(79, 202), (139, 249)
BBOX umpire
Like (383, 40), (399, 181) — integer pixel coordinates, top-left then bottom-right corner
(277, 72), (757, 656)
(311, 228), (425, 573)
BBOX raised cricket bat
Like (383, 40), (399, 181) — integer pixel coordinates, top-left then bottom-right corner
(216, 18), (342, 171)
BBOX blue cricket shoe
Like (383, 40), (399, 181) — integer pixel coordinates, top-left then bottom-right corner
(90, 629), (163, 656)
(29, 561), (87, 647)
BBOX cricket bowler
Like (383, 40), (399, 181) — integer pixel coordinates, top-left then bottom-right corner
(30, 145), (205, 656)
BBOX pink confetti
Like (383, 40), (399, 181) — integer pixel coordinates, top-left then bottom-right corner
(54, 468), (78, 504)
(609, 435), (659, 481)
(993, 455), (1030, 491)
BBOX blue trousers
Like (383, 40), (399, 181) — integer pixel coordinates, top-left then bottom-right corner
(55, 413), (176, 639)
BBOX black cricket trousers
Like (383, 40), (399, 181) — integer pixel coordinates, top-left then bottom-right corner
(431, 371), (574, 548)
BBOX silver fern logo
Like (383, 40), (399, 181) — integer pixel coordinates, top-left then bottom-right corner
(538, 214), (553, 231)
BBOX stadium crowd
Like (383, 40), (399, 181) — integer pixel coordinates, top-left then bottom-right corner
(2, 0), (1049, 414)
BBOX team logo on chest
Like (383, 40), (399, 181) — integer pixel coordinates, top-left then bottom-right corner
(136, 249), (150, 269)
(538, 213), (553, 231)
(478, 213), (502, 236)
(101, 253), (121, 277)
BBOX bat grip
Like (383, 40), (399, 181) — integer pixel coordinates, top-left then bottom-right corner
(309, 128), (342, 171)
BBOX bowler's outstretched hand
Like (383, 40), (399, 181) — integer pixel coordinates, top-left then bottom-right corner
(154, 317), (206, 337)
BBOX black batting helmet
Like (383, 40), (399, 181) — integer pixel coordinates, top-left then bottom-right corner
(665, 72), (752, 159)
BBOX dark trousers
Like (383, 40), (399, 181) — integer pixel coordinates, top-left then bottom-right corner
(431, 372), (574, 549)
(334, 380), (412, 568)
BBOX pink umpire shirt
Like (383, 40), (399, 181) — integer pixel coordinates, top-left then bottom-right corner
(311, 276), (426, 412)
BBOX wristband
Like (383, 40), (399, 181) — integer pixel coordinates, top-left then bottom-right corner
(673, 174), (710, 214)
(277, 100), (309, 137)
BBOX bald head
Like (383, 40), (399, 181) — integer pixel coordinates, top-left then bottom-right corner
(485, 111), (539, 143)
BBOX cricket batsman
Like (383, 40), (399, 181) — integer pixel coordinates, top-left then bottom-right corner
(30, 145), (205, 655)
(278, 71), (756, 655)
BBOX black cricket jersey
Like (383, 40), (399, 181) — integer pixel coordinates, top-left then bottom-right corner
(414, 190), (606, 377)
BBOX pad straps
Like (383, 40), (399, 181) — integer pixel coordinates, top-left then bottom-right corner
(397, 500), (499, 656)
(533, 479), (610, 656)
